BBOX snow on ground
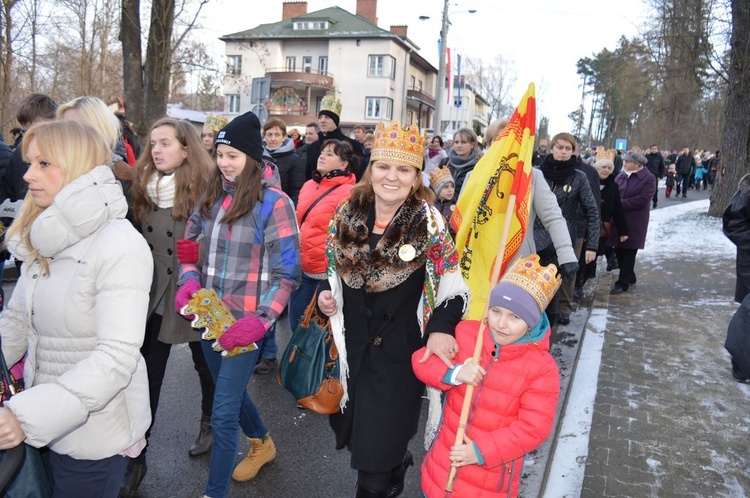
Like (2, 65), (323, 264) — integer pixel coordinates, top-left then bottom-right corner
(640, 199), (735, 262)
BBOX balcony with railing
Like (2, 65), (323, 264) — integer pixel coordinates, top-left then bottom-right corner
(406, 84), (436, 108)
(265, 67), (334, 89)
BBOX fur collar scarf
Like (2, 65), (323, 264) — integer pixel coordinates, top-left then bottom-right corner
(332, 195), (428, 292)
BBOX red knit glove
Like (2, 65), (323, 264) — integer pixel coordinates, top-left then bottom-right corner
(218, 315), (266, 350)
(175, 279), (201, 317)
(176, 239), (200, 264)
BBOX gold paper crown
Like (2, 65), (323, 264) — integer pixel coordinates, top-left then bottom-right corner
(205, 114), (229, 132)
(370, 121), (426, 170)
(595, 147), (616, 162)
(500, 255), (562, 313)
(429, 166), (453, 191)
(320, 95), (342, 117)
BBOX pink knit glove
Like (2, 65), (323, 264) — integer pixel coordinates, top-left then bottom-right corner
(218, 315), (266, 350)
(175, 279), (201, 317)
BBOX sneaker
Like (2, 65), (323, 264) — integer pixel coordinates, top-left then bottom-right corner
(232, 436), (276, 482)
(573, 286), (584, 300)
(558, 313), (571, 325)
(254, 358), (277, 375)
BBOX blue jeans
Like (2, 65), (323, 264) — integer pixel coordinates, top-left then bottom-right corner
(200, 339), (268, 498)
(257, 324), (277, 360)
(288, 274), (321, 331)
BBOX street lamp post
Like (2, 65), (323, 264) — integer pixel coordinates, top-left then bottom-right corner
(434, 0), (450, 134)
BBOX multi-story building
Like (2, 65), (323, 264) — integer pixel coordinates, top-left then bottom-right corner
(220, 0), (438, 133)
(439, 77), (491, 141)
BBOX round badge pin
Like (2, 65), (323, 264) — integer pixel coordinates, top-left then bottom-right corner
(399, 244), (416, 262)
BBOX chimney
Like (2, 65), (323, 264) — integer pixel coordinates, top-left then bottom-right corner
(390, 25), (407, 38)
(282, 1), (307, 21)
(356, 0), (378, 26)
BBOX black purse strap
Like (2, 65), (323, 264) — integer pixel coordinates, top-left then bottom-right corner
(300, 185), (341, 226)
(0, 338), (14, 402)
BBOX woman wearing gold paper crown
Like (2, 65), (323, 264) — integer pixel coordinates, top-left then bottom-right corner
(412, 255), (562, 497)
(317, 121), (469, 498)
(174, 110), (301, 498)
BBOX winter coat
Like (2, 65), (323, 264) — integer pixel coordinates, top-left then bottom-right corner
(0, 165), (153, 460)
(305, 128), (364, 181)
(538, 164), (600, 252)
(575, 159), (602, 238)
(0, 144), (28, 204)
(675, 153), (696, 176)
(323, 196), (469, 472)
(725, 294), (750, 378)
(141, 207), (197, 344)
(413, 317), (560, 498)
(444, 150), (481, 202)
(296, 172), (356, 277)
(265, 138), (305, 204)
(723, 175), (750, 303)
(665, 171), (676, 187)
(609, 168), (656, 250)
(180, 164), (301, 330)
(432, 197), (455, 233)
(519, 168), (576, 265)
(645, 152), (666, 179)
(599, 174), (628, 237)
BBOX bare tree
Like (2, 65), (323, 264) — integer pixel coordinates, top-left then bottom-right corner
(708, 0), (750, 216)
(462, 55), (515, 121)
(0, 0), (21, 129)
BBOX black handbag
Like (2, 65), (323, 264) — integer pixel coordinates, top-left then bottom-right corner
(277, 296), (343, 415)
(0, 342), (52, 498)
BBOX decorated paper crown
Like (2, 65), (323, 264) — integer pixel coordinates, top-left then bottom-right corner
(204, 114), (229, 132)
(429, 166), (454, 192)
(500, 255), (562, 313)
(595, 147), (616, 162)
(320, 95), (342, 117)
(370, 121), (427, 171)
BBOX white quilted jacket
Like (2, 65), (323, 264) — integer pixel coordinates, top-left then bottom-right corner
(0, 165), (153, 459)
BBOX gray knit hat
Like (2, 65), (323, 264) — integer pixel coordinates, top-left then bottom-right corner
(622, 150), (647, 166)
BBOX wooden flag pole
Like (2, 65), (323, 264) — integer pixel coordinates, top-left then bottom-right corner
(445, 193), (518, 492)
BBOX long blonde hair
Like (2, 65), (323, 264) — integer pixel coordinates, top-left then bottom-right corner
(8, 120), (111, 273)
(57, 96), (121, 152)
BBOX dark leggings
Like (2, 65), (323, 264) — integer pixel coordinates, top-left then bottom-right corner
(141, 313), (215, 440)
(357, 470), (392, 493)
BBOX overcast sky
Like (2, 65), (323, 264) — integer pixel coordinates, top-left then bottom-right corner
(198, 0), (651, 133)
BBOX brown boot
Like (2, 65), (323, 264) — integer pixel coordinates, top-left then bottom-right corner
(231, 435), (276, 482)
(188, 415), (213, 457)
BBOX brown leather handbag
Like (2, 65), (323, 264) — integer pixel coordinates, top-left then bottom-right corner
(277, 297), (343, 414)
(600, 220), (614, 238)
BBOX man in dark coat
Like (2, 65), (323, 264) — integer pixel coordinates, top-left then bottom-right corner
(305, 96), (364, 181)
(725, 294), (750, 383)
(723, 173), (750, 304)
(645, 144), (665, 208)
(674, 147), (695, 198)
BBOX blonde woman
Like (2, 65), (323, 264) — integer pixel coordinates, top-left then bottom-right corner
(0, 120), (152, 497)
(57, 96), (133, 181)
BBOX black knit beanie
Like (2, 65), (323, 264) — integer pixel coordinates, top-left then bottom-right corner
(215, 111), (263, 163)
(318, 109), (340, 128)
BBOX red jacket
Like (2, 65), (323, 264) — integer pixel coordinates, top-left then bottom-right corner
(412, 319), (560, 497)
(296, 174), (355, 275)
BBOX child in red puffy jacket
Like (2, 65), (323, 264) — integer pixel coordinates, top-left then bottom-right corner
(412, 255), (562, 497)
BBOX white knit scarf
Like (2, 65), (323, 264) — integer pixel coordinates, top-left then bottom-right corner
(146, 172), (176, 209)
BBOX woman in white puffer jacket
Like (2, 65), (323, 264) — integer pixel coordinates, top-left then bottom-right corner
(0, 120), (153, 497)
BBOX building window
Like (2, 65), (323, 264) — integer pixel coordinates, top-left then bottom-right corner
(407, 110), (415, 126)
(417, 80), (423, 92)
(319, 56), (328, 75)
(365, 97), (393, 119)
(410, 75), (415, 89)
(368, 55), (396, 79)
(227, 55), (242, 76)
(293, 20), (328, 30)
(286, 57), (296, 72)
(303, 56), (312, 73)
(227, 94), (240, 114)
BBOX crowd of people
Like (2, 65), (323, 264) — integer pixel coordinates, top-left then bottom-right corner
(0, 89), (705, 498)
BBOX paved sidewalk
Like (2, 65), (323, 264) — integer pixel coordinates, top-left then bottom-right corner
(543, 198), (750, 497)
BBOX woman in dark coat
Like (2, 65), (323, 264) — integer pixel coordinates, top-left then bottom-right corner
(317, 120), (469, 498)
(723, 173), (750, 303)
(608, 150), (657, 294)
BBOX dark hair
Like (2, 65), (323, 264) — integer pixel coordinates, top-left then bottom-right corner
(16, 93), (57, 127)
(201, 156), (264, 227)
(320, 139), (359, 172)
(306, 122), (320, 132)
(431, 136), (444, 147)
(650, 144), (658, 148)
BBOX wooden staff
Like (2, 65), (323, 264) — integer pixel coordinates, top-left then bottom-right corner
(445, 193), (518, 492)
